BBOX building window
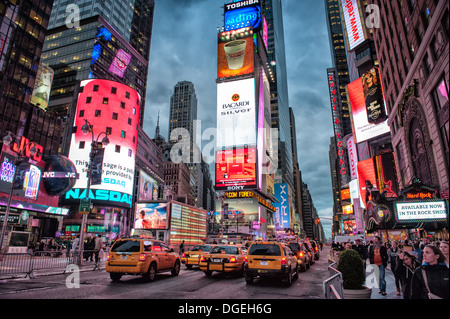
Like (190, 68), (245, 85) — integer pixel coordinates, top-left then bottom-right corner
(106, 127), (112, 135)
(121, 101), (125, 109)
(121, 130), (126, 138)
(95, 110), (101, 117)
(125, 91), (130, 99)
(93, 85), (99, 92)
(79, 110), (85, 117)
(79, 141), (85, 149)
(112, 112), (118, 120)
(115, 145), (121, 153)
(111, 87), (117, 94)
(128, 149), (132, 157)
(128, 118), (132, 125)
(431, 77), (449, 111)
(103, 97), (109, 104)
(86, 96), (92, 104)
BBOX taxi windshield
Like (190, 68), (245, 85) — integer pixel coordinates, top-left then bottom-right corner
(191, 245), (213, 251)
(111, 240), (141, 253)
(210, 246), (239, 254)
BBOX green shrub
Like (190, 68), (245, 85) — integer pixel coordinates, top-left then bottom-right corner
(337, 249), (365, 289)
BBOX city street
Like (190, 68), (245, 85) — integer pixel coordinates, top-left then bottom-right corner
(0, 247), (332, 300)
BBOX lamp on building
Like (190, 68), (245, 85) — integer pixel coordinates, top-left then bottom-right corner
(0, 132), (38, 254)
(76, 119), (109, 265)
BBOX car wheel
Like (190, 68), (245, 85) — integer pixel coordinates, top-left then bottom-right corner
(110, 273), (122, 281)
(293, 265), (299, 279)
(245, 273), (254, 284)
(172, 260), (180, 276)
(204, 270), (213, 277)
(282, 270), (292, 286)
(144, 262), (157, 282)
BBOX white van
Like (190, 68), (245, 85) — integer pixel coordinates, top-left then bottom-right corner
(333, 235), (364, 244)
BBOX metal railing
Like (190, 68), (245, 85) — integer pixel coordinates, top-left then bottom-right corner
(0, 250), (105, 278)
(323, 261), (344, 299)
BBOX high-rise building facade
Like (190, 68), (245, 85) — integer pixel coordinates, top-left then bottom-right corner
(368, 0), (449, 196)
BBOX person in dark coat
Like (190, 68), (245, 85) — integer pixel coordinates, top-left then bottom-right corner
(352, 238), (368, 268)
(410, 245), (449, 299)
(394, 251), (419, 299)
(368, 236), (389, 295)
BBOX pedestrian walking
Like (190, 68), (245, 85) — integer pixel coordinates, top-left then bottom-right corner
(353, 238), (368, 268)
(412, 241), (423, 264)
(94, 234), (103, 264)
(179, 240), (185, 254)
(388, 240), (401, 295)
(368, 236), (389, 296)
(439, 240), (448, 268)
(410, 245), (449, 299)
(395, 251), (419, 299)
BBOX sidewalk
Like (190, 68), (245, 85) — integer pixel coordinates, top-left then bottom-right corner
(370, 267), (403, 300)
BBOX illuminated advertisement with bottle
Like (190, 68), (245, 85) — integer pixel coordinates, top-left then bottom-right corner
(67, 79), (140, 207)
(215, 147), (257, 190)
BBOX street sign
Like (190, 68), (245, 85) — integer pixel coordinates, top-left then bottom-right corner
(79, 198), (91, 214)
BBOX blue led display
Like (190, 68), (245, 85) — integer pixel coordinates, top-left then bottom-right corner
(224, 5), (261, 31)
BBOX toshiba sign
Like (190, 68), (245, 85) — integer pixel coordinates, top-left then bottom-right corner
(341, 0), (365, 50)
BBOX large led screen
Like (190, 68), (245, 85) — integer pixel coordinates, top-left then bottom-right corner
(218, 27), (254, 79)
(340, 0), (365, 50)
(138, 170), (159, 201)
(357, 158), (377, 209)
(348, 72), (390, 143)
(170, 203), (207, 246)
(217, 78), (256, 148)
(31, 63), (54, 111)
(224, 0), (261, 31)
(135, 202), (169, 230)
(67, 79), (140, 206)
(215, 147), (257, 190)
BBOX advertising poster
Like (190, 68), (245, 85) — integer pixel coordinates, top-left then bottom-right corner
(348, 76), (390, 143)
(135, 202), (169, 230)
(216, 78), (256, 148)
(31, 63), (54, 111)
(362, 68), (387, 124)
(340, 0), (365, 50)
(357, 158), (377, 209)
(68, 79), (140, 206)
(274, 183), (290, 230)
(108, 49), (132, 78)
(217, 27), (254, 79)
(138, 170), (159, 201)
(215, 147), (257, 190)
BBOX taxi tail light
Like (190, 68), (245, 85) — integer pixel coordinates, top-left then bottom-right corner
(139, 254), (146, 261)
(299, 252), (304, 257)
(106, 254), (111, 261)
(200, 256), (206, 262)
(182, 253), (186, 258)
(281, 257), (287, 265)
(244, 256), (248, 263)
(315, 247), (318, 252)
(228, 257), (237, 263)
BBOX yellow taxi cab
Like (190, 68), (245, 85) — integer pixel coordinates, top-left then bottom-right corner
(181, 244), (216, 269)
(244, 241), (298, 286)
(199, 245), (246, 276)
(106, 237), (181, 282)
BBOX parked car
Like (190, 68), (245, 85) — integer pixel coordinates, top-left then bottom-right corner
(309, 240), (320, 260)
(244, 241), (298, 286)
(301, 241), (315, 265)
(199, 245), (246, 276)
(106, 237), (180, 282)
(181, 244), (216, 269)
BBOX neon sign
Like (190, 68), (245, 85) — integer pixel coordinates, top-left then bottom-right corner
(24, 165), (41, 199)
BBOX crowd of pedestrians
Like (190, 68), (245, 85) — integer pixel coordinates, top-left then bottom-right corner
(332, 236), (449, 299)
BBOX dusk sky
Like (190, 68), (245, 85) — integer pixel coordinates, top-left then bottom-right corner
(144, 0), (335, 238)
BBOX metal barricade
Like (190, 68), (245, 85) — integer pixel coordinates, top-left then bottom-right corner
(0, 250), (105, 278)
(323, 262), (344, 299)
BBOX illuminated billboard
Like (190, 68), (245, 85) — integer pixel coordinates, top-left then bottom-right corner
(108, 49), (132, 78)
(67, 79), (140, 207)
(224, 0), (261, 31)
(170, 203), (207, 246)
(138, 170), (159, 201)
(31, 63), (54, 111)
(395, 200), (447, 223)
(340, 0), (365, 50)
(362, 68), (387, 124)
(135, 202), (169, 230)
(217, 78), (256, 148)
(218, 27), (254, 79)
(274, 183), (290, 230)
(348, 72), (390, 143)
(215, 147), (257, 190)
(357, 158), (377, 209)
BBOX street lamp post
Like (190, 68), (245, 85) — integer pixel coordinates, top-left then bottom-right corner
(0, 132), (38, 255)
(77, 119), (109, 265)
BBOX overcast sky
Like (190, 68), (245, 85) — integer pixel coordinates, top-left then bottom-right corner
(143, 0), (335, 238)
